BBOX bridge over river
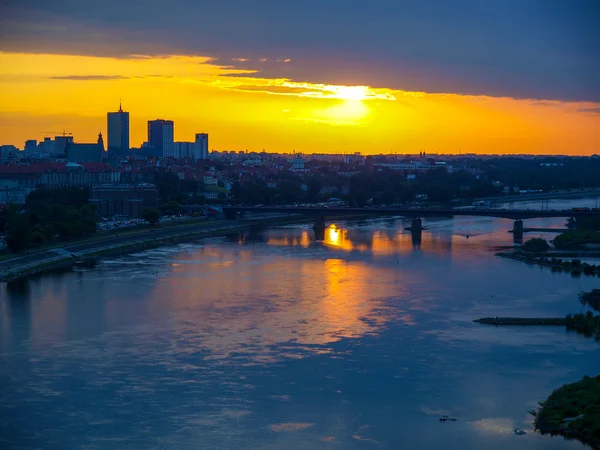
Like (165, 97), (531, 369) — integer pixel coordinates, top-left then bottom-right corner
(222, 206), (600, 239)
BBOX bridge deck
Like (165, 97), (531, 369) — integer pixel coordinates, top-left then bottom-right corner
(223, 206), (600, 220)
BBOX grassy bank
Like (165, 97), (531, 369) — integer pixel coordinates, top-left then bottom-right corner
(496, 252), (600, 277)
(533, 375), (600, 449)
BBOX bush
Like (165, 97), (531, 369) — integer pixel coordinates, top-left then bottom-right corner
(142, 208), (161, 225)
(31, 231), (45, 246)
(5, 214), (31, 253)
(554, 230), (600, 249)
(522, 238), (550, 253)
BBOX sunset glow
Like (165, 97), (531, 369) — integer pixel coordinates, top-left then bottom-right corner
(0, 52), (598, 154)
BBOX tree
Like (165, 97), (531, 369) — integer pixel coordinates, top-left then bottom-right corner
(31, 231), (45, 246)
(522, 238), (550, 253)
(165, 200), (180, 215)
(142, 208), (161, 225)
(5, 214), (31, 253)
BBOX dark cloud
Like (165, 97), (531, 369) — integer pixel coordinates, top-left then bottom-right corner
(48, 75), (129, 80)
(1, 0), (599, 101)
(578, 106), (600, 115)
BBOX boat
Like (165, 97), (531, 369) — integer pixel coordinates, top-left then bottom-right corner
(439, 415), (457, 422)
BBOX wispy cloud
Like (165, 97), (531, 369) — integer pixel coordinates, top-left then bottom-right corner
(578, 106), (600, 115)
(217, 79), (396, 101)
(48, 75), (129, 81)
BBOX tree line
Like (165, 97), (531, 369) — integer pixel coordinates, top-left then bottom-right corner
(0, 188), (97, 253)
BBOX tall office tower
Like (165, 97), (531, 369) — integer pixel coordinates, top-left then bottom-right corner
(194, 133), (209, 160)
(107, 102), (130, 156)
(148, 119), (174, 157)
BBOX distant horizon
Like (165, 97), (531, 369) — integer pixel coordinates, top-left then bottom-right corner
(1, 2), (598, 155)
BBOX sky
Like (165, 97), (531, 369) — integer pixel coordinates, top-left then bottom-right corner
(0, 0), (598, 154)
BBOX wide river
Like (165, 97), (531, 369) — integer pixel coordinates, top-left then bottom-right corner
(1, 197), (600, 449)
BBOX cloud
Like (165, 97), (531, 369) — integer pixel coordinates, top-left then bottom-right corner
(225, 84), (324, 96)
(1, 0), (599, 101)
(48, 75), (129, 81)
(577, 106), (600, 115)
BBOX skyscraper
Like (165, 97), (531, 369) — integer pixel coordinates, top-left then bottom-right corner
(194, 133), (209, 160)
(107, 102), (130, 156)
(148, 119), (174, 157)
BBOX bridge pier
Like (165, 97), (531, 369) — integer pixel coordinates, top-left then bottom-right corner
(512, 219), (524, 239)
(411, 230), (422, 248)
(313, 216), (326, 241)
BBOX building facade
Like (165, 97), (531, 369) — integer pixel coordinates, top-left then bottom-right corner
(174, 142), (195, 159)
(107, 103), (130, 156)
(54, 135), (74, 156)
(194, 133), (209, 159)
(90, 183), (159, 218)
(42, 162), (120, 187)
(66, 134), (104, 163)
(148, 119), (174, 157)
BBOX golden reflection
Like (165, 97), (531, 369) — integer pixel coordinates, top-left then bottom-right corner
(266, 230), (311, 248)
(327, 225), (341, 246)
(149, 244), (422, 361)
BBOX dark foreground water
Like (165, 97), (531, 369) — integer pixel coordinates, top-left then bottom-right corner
(1, 203), (600, 449)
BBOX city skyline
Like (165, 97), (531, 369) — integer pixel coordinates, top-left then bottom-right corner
(0, 2), (599, 154)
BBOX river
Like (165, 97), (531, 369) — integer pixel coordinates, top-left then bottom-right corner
(1, 198), (600, 449)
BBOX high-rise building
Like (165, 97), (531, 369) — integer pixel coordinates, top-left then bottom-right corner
(107, 102), (130, 156)
(194, 133), (209, 160)
(148, 119), (174, 157)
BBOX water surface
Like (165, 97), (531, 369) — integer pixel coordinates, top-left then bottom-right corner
(1, 209), (599, 449)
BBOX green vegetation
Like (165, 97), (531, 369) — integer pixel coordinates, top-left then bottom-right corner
(581, 290), (600, 312)
(164, 200), (180, 215)
(497, 253), (600, 277)
(5, 214), (31, 253)
(522, 238), (550, 253)
(479, 157), (600, 191)
(0, 188), (98, 253)
(533, 375), (600, 449)
(533, 290), (600, 447)
(565, 311), (600, 341)
(554, 230), (600, 250)
(142, 208), (161, 225)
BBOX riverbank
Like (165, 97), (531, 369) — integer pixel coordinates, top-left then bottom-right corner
(0, 214), (312, 282)
(473, 317), (567, 326)
(475, 307), (600, 447)
(0, 213), (372, 282)
(496, 252), (600, 277)
(476, 187), (600, 203)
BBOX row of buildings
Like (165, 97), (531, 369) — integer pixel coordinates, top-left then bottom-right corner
(1, 103), (210, 162)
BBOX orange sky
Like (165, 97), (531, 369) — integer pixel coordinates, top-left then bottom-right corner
(0, 52), (598, 155)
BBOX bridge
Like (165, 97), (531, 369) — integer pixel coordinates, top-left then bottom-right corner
(222, 206), (600, 239)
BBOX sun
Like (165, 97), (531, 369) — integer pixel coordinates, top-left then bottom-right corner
(331, 86), (370, 101)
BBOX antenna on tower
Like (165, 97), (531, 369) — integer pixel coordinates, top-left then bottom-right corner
(119, 98), (123, 112)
